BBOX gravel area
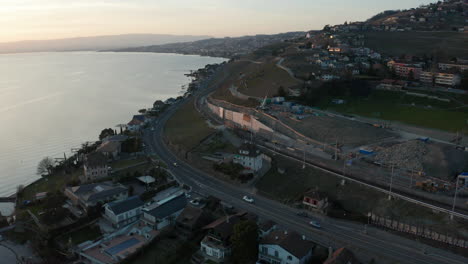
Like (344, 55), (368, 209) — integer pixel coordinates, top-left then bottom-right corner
(374, 140), (429, 171)
(280, 114), (397, 148)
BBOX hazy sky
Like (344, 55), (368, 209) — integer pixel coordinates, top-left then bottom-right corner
(1, 0), (436, 42)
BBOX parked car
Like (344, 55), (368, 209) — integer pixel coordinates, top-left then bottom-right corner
(242, 196), (254, 203)
(309, 220), (321, 228)
(173, 162), (179, 167)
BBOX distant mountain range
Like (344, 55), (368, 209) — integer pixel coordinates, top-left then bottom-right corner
(112, 32), (306, 58)
(0, 34), (211, 54)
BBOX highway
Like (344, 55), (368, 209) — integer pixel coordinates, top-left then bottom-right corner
(142, 69), (468, 264)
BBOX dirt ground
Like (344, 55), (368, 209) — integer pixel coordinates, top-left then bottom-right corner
(422, 143), (468, 181)
(279, 114), (397, 148)
(371, 140), (468, 181)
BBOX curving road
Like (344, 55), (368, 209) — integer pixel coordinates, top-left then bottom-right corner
(142, 68), (468, 264)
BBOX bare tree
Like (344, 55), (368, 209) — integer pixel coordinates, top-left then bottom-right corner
(37, 157), (55, 176)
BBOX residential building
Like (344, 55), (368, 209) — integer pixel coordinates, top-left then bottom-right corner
(176, 207), (210, 236)
(420, 71), (461, 86)
(258, 230), (315, 264)
(387, 60), (422, 79)
(288, 87), (302, 97)
(83, 152), (109, 182)
(438, 62), (468, 72)
(302, 190), (328, 212)
(96, 141), (122, 159)
(376, 79), (407, 91)
(233, 143), (266, 173)
(102, 135), (128, 144)
(142, 194), (187, 230)
(104, 196), (144, 228)
(323, 247), (357, 264)
(259, 220), (277, 238)
(152, 100), (166, 111)
(200, 213), (246, 262)
(127, 115), (146, 131)
(65, 182), (128, 211)
(79, 221), (158, 264)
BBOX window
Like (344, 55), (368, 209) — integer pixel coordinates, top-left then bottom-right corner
(274, 250), (279, 257)
(287, 255), (293, 260)
(261, 246), (268, 255)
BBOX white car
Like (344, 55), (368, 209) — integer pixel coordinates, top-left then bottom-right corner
(173, 162), (179, 167)
(190, 199), (200, 206)
(309, 220), (321, 228)
(242, 196), (254, 203)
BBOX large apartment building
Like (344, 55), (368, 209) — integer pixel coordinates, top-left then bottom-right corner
(420, 71), (461, 87)
(438, 63), (468, 72)
(387, 60), (423, 80)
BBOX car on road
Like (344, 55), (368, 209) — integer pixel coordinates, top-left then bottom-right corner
(309, 220), (321, 228)
(242, 196), (254, 203)
(173, 162), (179, 167)
(190, 199), (200, 206)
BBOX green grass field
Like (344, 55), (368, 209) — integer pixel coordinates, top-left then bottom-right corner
(320, 91), (468, 133)
(57, 225), (102, 245)
(21, 168), (82, 201)
(164, 99), (215, 152)
(239, 61), (300, 97)
(363, 31), (468, 57)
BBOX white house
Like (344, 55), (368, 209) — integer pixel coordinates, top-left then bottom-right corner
(104, 196), (144, 228)
(200, 213), (247, 262)
(142, 194), (187, 230)
(258, 230), (314, 264)
(233, 144), (266, 172)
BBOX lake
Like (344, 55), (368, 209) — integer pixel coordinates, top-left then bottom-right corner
(0, 52), (225, 196)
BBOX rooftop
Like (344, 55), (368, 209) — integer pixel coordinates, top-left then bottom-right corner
(144, 194), (187, 219)
(96, 141), (121, 153)
(85, 152), (108, 168)
(67, 182), (127, 203)
(261, 230), (315, 259)
(106, 196), (144, 215)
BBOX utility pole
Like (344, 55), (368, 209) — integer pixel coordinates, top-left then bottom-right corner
(389, 164), (395, 200)
(410, 169), (414, 188)
(451, 175), (460, 219)
(302, 145), (306, 169)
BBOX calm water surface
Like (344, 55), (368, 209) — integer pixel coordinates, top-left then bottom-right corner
(0, 52), (225, 196)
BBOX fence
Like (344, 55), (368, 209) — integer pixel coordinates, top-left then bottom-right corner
(370, 213), (468, 248)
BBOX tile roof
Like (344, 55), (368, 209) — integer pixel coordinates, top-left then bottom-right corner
(85, 152), (107, 168)
(68, 182), (127, 203)
(323, 247), (356, 264)
(96, 141), (121, 153)
(107, 196), (144, 215)
(261, 230), (315, 259)
(176, 207), (204, 227)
